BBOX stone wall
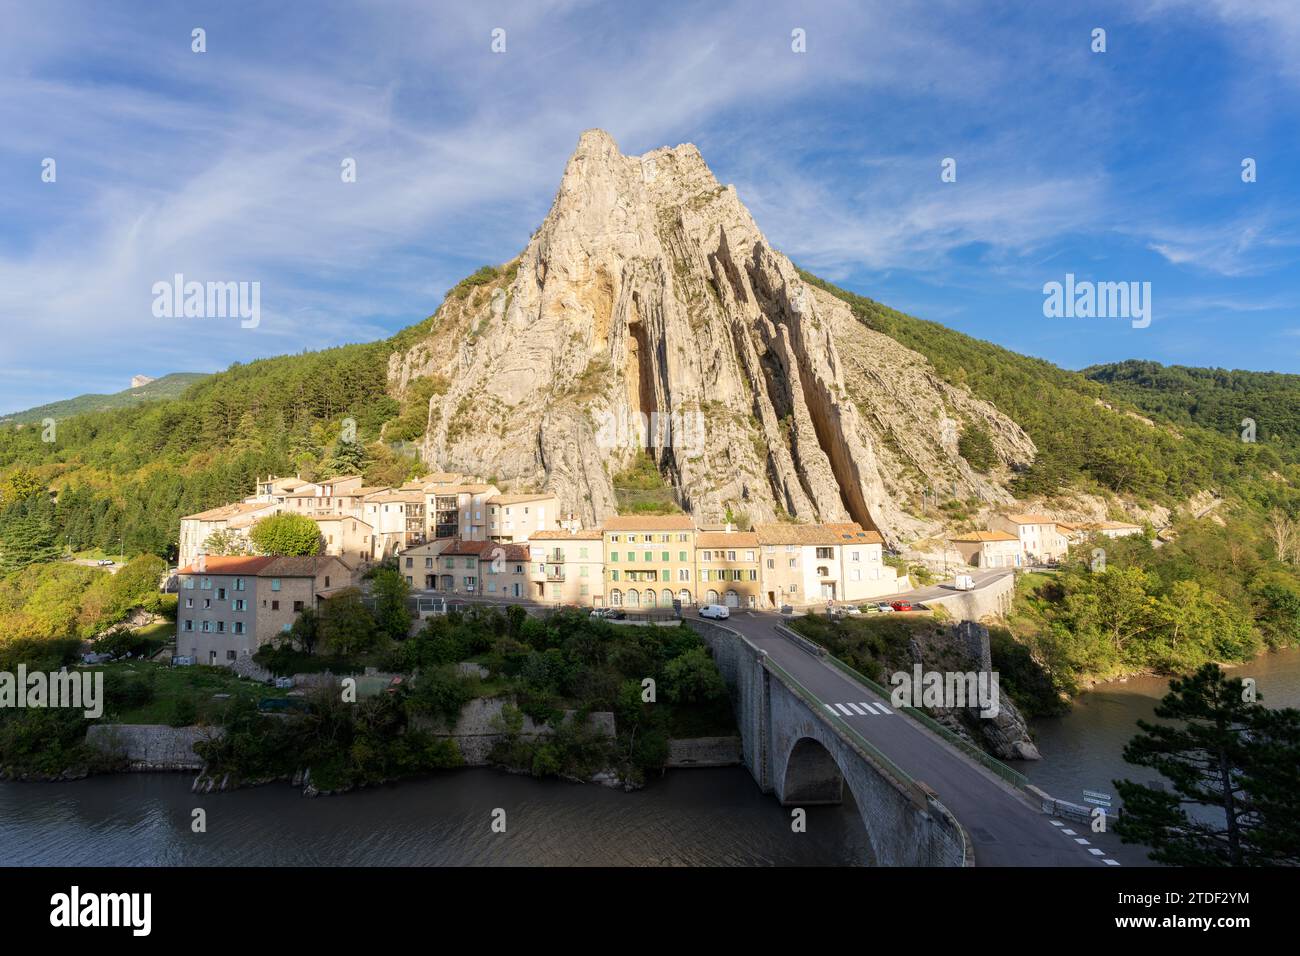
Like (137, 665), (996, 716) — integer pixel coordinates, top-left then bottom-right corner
(924, 572), (1015, 621)
(665, 736), (742, 767)
(85, 724), (221, 771)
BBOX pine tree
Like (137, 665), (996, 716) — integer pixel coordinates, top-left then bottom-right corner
(1115, 663), (1300, 866)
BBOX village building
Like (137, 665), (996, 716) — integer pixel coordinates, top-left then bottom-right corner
(947, 530), (1024, 568)
(603, 515), (697, 610)
(528, 529), (605, 604)
(176, 554), (353, 665)
(990, 513), (1070, 563)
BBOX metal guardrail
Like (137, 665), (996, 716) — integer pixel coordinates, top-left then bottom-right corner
(777, 623), (1031, 791)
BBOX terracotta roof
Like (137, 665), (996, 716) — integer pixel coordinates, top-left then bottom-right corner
(364, 490), (425, 503)
(948, 530), (1020, 543)
(178, 555), (277, 575)
(602, 514), (695, 531)
(529, 529), (604, 540)
(438, 539), (526, 558)
(1002, 513), (1058, 525)
(426, 484), (497, 495)
(696, 531), (760, 548)
(310, 514), (373, 529)
(754, 522), (880, 546)
(419, 472), (464, 484)
(489, 493), (557, 505)
(181, 501), (276, 521)
(257, 555), (352, 578)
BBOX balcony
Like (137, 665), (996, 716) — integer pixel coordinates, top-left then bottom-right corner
(546, 570), (566, 582)
(548, 552), (565, 563)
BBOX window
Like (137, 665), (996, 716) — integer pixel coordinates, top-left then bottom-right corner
(579, 547), (588, 559)
(324, 576), (330, 588)
(425, 557), (433, 568)
(748, 570), (757, 581)
(235, 578), (245, 591)
(611, 570), (620, 581)
(183, 578), (195, 590)
(185, 597), (194, 608)
(405, 557), (413, 568)
(184, 620), (193, 631)
(233, 599), (245, 611)
(661, 551), (669, 561)
(200, 577), (211, 590)
(611, 551), (619, 563)
(271, 600), (280, 611)
(271, 579), (281, 591)
(850, 551), (860, 562)
(701, 569), (710, 582)
(790, 584), (798, 593)
(227, 650), (237, 661)
(816, 547), (833, 559)
(702, 550), (712, 562)
(201, 621), (211, 632)
(217, 587), (226, 600)
(293, 600), (304, 612)
(643, 551), (652, 562)
(746, 551), (755, 562)
(766, 559), (774, 569)
(788, 559), (797, 568)
(678, 569), (690, 582)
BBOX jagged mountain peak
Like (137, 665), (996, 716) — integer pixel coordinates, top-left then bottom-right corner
(388, 133), (1035, 543)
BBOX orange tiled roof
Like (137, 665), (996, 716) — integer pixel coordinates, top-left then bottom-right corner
(602, 514), (695, 531)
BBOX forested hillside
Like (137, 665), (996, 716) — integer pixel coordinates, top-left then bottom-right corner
(0, 372), (209, 426)
(1084, 360), (1300, 461)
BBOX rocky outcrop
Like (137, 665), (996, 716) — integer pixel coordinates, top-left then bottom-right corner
(387, 130), (1033, 543)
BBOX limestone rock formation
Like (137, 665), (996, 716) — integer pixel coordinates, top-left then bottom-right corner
(388, 129), (1034, 542)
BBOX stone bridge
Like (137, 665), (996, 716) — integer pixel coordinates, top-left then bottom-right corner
(686, 619), (969, 867)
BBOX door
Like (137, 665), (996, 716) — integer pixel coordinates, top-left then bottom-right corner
(724, 590), (739, 608)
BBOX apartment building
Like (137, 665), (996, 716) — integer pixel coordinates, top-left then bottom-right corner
(948, 530), (1024, 568)
(177, 501), (278, 569)
(423, 484), (500, 541)
(991, 513), (1069, 563)
(311, 513), (375, 567)
(528, 529), (604, 604)
(695, 531), (762, 608)
(176, 554), (353, 665)
(362, 489), (427, 559)
(411, 539), (530, 596)
(487, 493), (559, 542)
(278, 477), (384, 521)
(603, 515), (696, 609)
(754, 522), (896, 606)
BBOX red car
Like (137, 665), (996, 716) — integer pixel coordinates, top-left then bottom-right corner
(890, 600), (915, 612)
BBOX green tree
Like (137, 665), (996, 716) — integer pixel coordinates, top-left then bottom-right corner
(371, 568), (412, 642)
(318, 588), (379, 657)
(0, 498), (60, 572)
(957, 424), (997, 472)
(662, 647), (727, 704)
(249, 512), (322, 556)
(202, 528), (252, 556)
(1114, 664), (1300, 866)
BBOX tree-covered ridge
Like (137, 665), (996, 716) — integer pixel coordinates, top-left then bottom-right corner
(799, 271), (1298, 508)
(0, 372), (210, 427)
(1084, 359), (1300, 462)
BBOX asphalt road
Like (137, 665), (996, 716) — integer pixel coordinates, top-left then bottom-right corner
(720, 608), (1151, 867)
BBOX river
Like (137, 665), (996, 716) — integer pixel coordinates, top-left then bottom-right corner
(1018, 646), (1300, 807)
(0, 766), (873, 866)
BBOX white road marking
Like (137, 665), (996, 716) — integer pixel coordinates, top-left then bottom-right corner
(1049, 820), (1065, 827)
(823, 704), (838, 715)
(1062, 829), (1076, 836)
(835, 703), (854, 716)
(845, 702), (867, 715)
(1103, 859), (1121, 866)
(1074, 838), (1090, 845)
(874, 702), (893, 714)
(1088, 848), (1105, 856)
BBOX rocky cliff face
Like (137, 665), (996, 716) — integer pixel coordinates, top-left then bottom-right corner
(388, 130), (1034, 541)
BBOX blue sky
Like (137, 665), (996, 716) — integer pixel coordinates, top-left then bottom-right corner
(2, 0), (1298, 414)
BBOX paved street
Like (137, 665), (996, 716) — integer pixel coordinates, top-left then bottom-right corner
(720, 607), (1151, 867)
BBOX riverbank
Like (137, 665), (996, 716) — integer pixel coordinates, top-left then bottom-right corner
(1018, 644), (1300, 807)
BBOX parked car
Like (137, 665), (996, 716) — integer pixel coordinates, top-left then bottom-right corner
(699, 604), (730, 620)
(96, 559), (115, 566)
(890, 600), (915, 612)
(590, 607), (626, 620)
(875, 603), (896, 613)
(860, 604), (882, 614)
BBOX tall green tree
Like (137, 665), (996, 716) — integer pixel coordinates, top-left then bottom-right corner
(370, 568), (413, 642)
(1115, 664), (1300, 866)
(249, 512), (322, 556)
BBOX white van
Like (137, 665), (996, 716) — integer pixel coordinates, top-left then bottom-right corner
(699, 604), (730, 620)
(953, 574), (975, 591)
